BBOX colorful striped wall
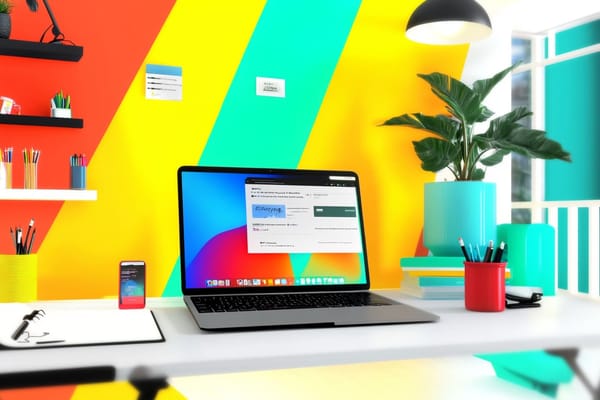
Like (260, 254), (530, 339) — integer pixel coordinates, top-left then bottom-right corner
(1, 0), (467, 300)
(545, 18), (600, 293)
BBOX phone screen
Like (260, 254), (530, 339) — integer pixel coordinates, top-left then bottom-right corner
(119, 261), (146, 309)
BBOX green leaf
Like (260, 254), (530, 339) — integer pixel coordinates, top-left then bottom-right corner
(480, 149), (510, 166)
(469, 168), (485, 181)
(480, 109), (571, 162)
(473, 63), (520, 100)
(381, 113), (460, 141)
(413, 137), (461, 173)
(418, 72), (489, 125)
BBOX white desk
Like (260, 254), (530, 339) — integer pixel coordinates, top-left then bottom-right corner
(1, 290), (600, 387)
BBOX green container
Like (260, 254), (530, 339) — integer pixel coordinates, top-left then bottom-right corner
(497, 224), (555, 295)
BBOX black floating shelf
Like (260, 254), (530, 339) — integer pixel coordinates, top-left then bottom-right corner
(0, 114), (84, 128)
(0, 38), (83, 61)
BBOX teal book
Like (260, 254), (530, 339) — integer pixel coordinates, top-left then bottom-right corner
(400, 256), (465, 268)
(413, 276), (464, 286)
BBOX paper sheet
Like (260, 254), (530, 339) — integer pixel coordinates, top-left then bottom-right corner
(0, 304), (163, 349)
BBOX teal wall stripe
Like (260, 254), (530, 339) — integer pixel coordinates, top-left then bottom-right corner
(199, 0), (361, 168)
(162, 0), (362, 296)
(556, 19), (600, 55)
(546, 53), (600, 201)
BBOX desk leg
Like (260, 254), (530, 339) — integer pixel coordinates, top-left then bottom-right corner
(129, 366), (169, 400)
(546, 348), (600, 400)
(130, 376), (169, 400)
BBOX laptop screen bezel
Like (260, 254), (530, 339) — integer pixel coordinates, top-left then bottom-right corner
(177, 165), (372, 295)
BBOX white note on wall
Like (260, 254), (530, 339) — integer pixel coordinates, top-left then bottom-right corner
(146, 64), (183, 101)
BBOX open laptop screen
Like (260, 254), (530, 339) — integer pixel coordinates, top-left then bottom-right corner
(177, 166), (370, 294)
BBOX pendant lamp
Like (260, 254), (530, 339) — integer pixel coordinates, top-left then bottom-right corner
(406, 0), (492, 45)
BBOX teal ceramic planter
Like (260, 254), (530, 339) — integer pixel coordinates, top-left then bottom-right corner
(424, 181), (497, 257)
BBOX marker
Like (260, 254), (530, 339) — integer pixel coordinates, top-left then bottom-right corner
(458, 237), (471, 262)
(483, 240), (494, 262)
(492, 241), (505, 262)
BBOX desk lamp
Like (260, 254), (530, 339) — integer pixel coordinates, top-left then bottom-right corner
(25, 0), (64, 43)
(406, 0), (492, 45)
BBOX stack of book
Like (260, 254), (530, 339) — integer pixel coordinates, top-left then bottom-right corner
(399, 256), (466, 299)
(400, 256), (511, 299)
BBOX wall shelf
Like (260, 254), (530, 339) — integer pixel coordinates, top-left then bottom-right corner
(0, 39), (83, 61)
(0, 114), (83, 128)
(0, 189), (97, 201)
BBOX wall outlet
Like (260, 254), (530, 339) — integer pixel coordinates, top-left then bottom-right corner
(256, 77), (285, 98)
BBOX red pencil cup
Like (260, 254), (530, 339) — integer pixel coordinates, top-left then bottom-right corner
(464, 262), (506, 312)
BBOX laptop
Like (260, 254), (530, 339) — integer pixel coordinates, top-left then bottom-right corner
(177, 166), (439, 330)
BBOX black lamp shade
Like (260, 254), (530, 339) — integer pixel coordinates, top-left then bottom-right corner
(406, 0), (492, 45)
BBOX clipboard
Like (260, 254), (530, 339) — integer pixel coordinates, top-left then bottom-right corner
(0, 304), (164, 349)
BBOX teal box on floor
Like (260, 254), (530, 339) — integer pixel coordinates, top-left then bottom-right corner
(497, 223), (555, 295)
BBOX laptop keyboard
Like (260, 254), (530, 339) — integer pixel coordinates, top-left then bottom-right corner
(191, 292), (394, 313)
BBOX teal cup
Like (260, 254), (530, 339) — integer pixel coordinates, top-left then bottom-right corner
(497, 223), (555, 295)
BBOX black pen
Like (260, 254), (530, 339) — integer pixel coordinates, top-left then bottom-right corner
(458, 237), (471, 262)
(11, 320), (29, 340)
(11, 310), (44, 341)
(483, 240), (494, 262)
(492, 241), (505, 262)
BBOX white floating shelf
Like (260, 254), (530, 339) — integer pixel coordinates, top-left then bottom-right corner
(0, 189), (97, 201)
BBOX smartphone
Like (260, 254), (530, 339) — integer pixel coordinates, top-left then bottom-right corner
(119, 261), (146, 309)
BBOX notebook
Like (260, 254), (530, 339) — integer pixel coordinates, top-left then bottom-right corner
(177, 166), (439, 330)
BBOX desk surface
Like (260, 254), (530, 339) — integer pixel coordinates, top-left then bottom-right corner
(2, 290), (600, 383)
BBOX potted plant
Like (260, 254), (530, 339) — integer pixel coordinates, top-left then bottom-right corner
(380, 63), (571, 256)
(0, 0), (13, 39)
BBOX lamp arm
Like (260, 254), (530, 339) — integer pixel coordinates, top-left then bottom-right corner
(41, 0), (63, 39)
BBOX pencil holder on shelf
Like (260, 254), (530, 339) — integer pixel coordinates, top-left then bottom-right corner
(0, 254), (38, 302)
(1, 147), (13, 188)
(70, 165), (86, 189)
(4, 161), (12, 188)
(0, 161), (6, 189)
(23, 161), (37, 189)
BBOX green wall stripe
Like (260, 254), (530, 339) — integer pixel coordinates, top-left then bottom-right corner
(162, 0), (361, 296)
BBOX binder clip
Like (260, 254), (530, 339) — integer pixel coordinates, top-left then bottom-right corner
(505, 286), (543, 309)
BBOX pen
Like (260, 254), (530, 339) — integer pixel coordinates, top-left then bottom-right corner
(475, 245), (483, 262)
(483, 240), (494, 262)
(27, 228), (36, 254)
(16, 228), (23, 255)
(23, 219), (34, 253)
(11, 320), (29, 340)
(11, 310), (44, 340)
(492, 241), (505, 262)
(36, 340), (65, 345)
(458, 237), (471, 262)
(468, 243), (475, 262)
